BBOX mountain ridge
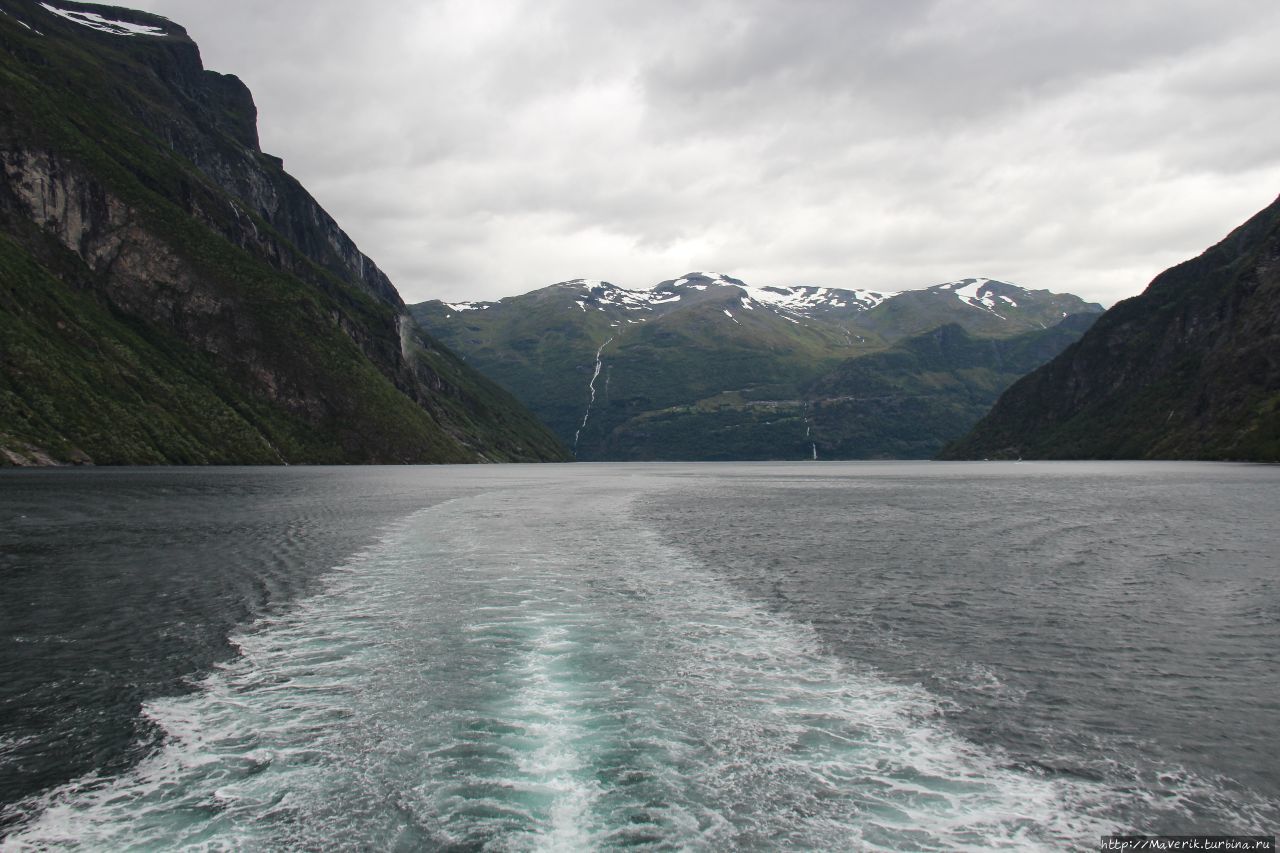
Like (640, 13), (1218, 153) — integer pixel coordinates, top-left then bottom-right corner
(436, 272), (1091, 328)
(412, 272), (1103, 460)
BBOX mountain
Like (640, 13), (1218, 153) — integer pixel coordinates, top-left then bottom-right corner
(804, 316), (1101, 459)
(941, 194), (1280, 461)
(411, 272), (1102, 460)
(0, 0), (568, 464)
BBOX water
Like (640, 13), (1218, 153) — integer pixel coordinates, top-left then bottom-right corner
(1, 462), (1277, 850)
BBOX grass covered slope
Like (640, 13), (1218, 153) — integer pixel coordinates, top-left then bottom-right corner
(941, 193), (1280, 461)
(808, 316), (1099, 459)
(0, 1), (568, 464)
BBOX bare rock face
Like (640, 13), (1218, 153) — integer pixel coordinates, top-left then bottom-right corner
(3, 147), (342, 418)
(2, 149), (133, 268)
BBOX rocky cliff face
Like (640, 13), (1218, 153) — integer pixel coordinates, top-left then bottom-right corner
(941, 193), (1280, 461)
(0, 0), (568, 464)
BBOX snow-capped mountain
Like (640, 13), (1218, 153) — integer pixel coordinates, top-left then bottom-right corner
(437, 272), (1071, 328)
(655, 272), (900, 317)
(410, 272), (1103, 461)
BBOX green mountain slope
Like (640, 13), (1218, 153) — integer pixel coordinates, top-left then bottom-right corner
(412, 273), (1102, 460)
(941, 193), (1280, 461)
(0, 1), (568, 464)
(807, 316), (1098, 459)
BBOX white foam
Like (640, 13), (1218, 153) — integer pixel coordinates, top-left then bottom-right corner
(3, 484), (1131, 851)
(508, 622), (603, 849)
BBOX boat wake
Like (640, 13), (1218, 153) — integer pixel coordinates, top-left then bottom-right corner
(4, 486), (1125, 851)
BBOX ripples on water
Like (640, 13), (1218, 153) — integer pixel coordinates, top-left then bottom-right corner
(640, 462), (1280, 837)
(0, 468), (473, 814)
(1, 463), (1277, 850)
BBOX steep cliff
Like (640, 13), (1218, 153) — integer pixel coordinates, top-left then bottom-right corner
(0, 0), (569, 464)
(941, 193), (1280, 461)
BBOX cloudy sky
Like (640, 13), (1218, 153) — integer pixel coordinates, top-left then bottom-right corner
(126, 0), (1280, 306)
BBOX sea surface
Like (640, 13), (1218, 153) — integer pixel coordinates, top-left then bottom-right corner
(0, 462), (1277, 850)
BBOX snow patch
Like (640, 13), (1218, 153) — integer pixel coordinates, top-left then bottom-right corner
(737, 284), (898, 315)
(40, 3), (166, 36)
(538, 273), (904, 319)
(2, 8), (42, 32)
(950, 278), (990, 301)
(528, 274), (907, 320)
(665, 272), (741, 291)
(559, 280), (681, 312)
(939, 278), (1020, 320)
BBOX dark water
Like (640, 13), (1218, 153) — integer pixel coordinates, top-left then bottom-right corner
(0, 462), (1276, 849)
(640, 462), (1280, 835)
(0, 468), (475, 814)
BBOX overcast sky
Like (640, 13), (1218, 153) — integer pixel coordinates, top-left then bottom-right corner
(123, 0), (1280, 306)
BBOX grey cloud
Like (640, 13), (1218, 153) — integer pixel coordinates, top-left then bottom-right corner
(125, 0), (1280, 306)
